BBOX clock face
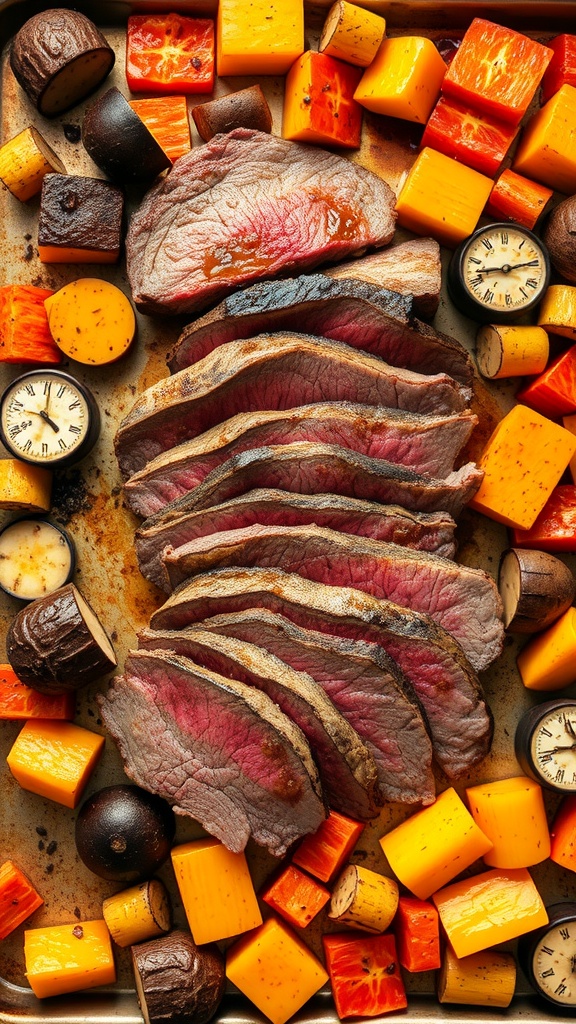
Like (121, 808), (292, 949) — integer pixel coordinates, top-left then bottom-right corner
(0, 371), (95, 466)
(530, 705), (576, 792)
(531, 918), (576, 1007)
(461, 224), (549, 314)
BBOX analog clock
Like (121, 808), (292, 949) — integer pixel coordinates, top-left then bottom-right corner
(0, 370), (100, 469)
(515, 699), (576, 793)
(447, 221), (551, 323)
(519, 903), (576, 1012)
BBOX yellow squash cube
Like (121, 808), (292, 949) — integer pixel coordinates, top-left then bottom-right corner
(226, 916), (329, 1024)
(468, 404), (576, 529)
(395, 148), (493, 248)
(354, 36), (446, 123)
(217, 0), (304, 76)
(24, 919), (115, 998)
(171, 838), (262, 944)
(466, 776), (550, 868)
(517, 606), (576, 691)
(7, 719), (104, 808)
(514, 84), (576, 194)
(379, 787), (492, 900)
(433, 868), (548, 958)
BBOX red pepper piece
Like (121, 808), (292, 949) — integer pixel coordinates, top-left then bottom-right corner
(0, 665), (74, 720)
(0, 860), (43, 939)
(395, 896), (441, 972)
(550, 795), (576, 872)
(486, 169), (553, 230)
(511, 485), (576, 552)
(421, 96), (517, 176)
(442, 18), (553, 126)
(323, 932), (408, 1018)
(126, 14), (214, 94)
(261, 864), (330, 928)
(541, 34), (576, 103)
(292, 810), (364, 883)
(0, 285), (60, 364)
(517, 347), (576, 420)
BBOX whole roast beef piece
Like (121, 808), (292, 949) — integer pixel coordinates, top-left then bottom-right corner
(134, 443), (482, 533)
(126, 129), (397, 316)
(168, 273), (473, 383)
(150, 567), (493, 780)
(114, 333), (471, 477)
(161, 524), (503, 672)
(185, 609), (435, 806)
(136, 490), (457, 589)
(98, 649), (326, 857)
(137, 627), (380, 821)
(123, 401), (477, 516)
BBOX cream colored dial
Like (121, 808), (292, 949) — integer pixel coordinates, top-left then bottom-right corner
(530, 708), (576, 791)
(0, 371), (99, 468)
(463, 225), (548, 312)
(532, 919), (576, 1007)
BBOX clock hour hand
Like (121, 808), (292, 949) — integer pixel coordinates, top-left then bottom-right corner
(477, 259), (540, 275)
(26, 407), (60, 433)
(541, 743), (576, 753)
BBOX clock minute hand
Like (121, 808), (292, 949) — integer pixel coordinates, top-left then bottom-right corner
(541, 743), (576, 753)
(38, 409), (60, 433)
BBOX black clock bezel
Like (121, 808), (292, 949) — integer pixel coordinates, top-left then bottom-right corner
(0, 369), (101, 469)
(519, 902), (576, 1012)
(447, 221), (551, 324)
(514, 699), (576, 793)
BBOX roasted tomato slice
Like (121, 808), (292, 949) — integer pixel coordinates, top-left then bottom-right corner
(126, 13), (215, 94)
(442, 18), (553, 125)
(323, 932), (408, 1019)
(511, 485), (576, 552)
(421, 95), (517, 176)
(517, 348), (576, 420)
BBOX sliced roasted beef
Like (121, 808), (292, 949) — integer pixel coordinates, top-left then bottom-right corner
(126, 128), (397, 316)
(98, 649), (326, 857)
(137, 627), (380, 820)
(168, 274), (473, 383)
(162, 524), (503, 671)
(123, 402), (477, 516)
(150, 567), (493, 780)
(115, 334), (471, 477)
(183, 609), (435, 806)
(136, 491), (457, 589)
(324, 238), (442, 317)
(132, 443), (482, 532)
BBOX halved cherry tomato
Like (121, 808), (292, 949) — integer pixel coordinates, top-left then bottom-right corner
(322, 932), (407, 1019)
(442, 18), (553, 125)
(511, 485), (576, 552)
(541, 34), (576, 103)
(517, 347), (576, 420)
(421, 96), (517, 176)
(126, 14), (215, 94)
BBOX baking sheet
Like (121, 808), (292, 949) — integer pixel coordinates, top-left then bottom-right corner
(0, 1), (575, 1021)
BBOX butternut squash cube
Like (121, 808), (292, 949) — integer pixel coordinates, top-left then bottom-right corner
(517, 606), (576, 691)
(432, 867), (548, 958)
(24, 919), (115, 998)
(6, 719), (104, 808)
(354, 37), (446, 124)
(379, 787), (492, 900)
(395, 148), (493, 248)
(283, 51), (363, 149)
(514, 84), (576, 194)
(226, 916), (329, 1024)
(0, 459), (51, 512)
(217, 0), (304, 76)
(538, 284), (576, 340)
(466, 776), (550, 868)
(468, 404), (576, 529)
(171, 838), (261, 944)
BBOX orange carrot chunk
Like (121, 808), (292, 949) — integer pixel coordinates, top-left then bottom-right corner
(0, 664), (74, 720)
(129, 96), (191, 163)
(486, 169), (553, 230)
(292, 810), (364, 883)
(0, 285), (60, 364)
(0, 860), (43, 939)
(394, 896), (441, 972)
(261, 864), (330, 929)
